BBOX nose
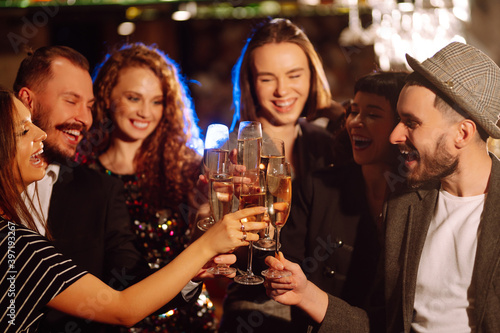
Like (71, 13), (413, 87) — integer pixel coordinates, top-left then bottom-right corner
(35, 125), (47, 142)
(77, 103), (93, 130)
(136, 101), (150, 118)
(348, 112), (364, 128)
(274, 77), (289, 97)
(389, 122), (405, 144)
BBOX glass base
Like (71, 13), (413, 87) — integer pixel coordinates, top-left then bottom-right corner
(261, 268), (292, 279)
(234, 273), (264, 285)
(207, 265), (236, 275)
(253, 238), (276, 251)
(197, 216), (215, 231)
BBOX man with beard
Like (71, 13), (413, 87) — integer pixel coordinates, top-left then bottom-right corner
(12, 46), (204, 333)
(263, 42), (500, 333)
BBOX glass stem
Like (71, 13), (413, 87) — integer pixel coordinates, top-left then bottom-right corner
(247, 241), (254, 276)
(275, 227), (281, 256)
(264, 223), (270, 239)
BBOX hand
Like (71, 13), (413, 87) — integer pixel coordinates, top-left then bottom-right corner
(263, 253), (309, 306)
(264, 253), (329, 323)
(201, 206), (267, 254)
(192, 254), (237, 280)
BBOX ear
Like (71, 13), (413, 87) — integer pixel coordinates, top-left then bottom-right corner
(18, 87), (35, 112)
(455, 119), (476, 148)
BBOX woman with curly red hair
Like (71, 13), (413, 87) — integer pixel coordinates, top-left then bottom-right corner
(79, 43), (215, 331)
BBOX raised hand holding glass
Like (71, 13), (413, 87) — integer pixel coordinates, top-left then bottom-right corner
(261, 161), (292, 278)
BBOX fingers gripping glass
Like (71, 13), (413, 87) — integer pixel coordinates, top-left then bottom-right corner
(261, 161), (292, 278)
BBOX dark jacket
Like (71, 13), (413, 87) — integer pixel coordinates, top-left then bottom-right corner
(318, 154), (500, 333)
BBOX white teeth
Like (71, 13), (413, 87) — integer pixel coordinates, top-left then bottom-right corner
(352, 135), (371, 142)
(63, 129), (81, 136)
(31, 149), (44, 158)
(132, 120), (148, 129)
(275, 100), (294, 107)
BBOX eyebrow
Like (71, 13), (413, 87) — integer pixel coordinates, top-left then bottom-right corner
(256, 67), (306, 77)
(398, 111), (421, 122)
(61, 92), (81, 99)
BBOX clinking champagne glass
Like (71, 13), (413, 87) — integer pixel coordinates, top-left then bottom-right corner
(236, 121), (262, 171)
(261, 161), (292, 278)
(197, 124), (230, 231)
(234, 169), (266, 285)
(254, 138), (285, 251)
(234, 120), (264, 285)
(206, 160), (237, 275)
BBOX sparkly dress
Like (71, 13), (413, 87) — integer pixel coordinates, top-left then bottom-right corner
(86, 158), (217, 332)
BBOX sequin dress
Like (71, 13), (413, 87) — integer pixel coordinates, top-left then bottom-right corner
(87, 158), (217, 332)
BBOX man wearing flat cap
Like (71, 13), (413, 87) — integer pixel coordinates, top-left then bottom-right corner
(263, 42), (500, 332)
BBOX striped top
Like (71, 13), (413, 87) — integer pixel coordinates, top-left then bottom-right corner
(0, 218), (87, 332)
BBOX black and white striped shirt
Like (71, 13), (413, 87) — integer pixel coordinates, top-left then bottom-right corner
(0, 218), (87, 332)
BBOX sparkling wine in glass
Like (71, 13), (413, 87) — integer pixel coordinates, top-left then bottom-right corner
(261, 161), (292, 278)
(254, 138), (285, 251)
(206, 161), (237, 276)
(198, 124), (230, 231)
(237, 121), (262, 172)
(234, 169), (266, 285)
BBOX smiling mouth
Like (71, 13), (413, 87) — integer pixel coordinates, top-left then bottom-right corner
(272, 99), (296, 112)
(352, 135), (372, 149)
(131, 120), (149, 129)
(400, 146), (419, 163)
(30, 148), (44, 166)
(62, 129), (81, 144)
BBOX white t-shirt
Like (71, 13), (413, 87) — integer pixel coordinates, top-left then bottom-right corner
(412, 189), (485, 333)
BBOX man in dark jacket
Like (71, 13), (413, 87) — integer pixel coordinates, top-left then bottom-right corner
(264, 42), (500, 332)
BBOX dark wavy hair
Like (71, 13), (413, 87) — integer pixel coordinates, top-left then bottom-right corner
(83, 43), (202, 209)
(230, 18), (332, 131)
(0, 89), (45, 235)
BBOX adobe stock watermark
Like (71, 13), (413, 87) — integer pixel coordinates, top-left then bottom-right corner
(7, 5), (60, 54)
(6, 221), (17, 326)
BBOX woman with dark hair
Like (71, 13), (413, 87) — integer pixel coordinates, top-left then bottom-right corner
(79, 43), (217, 331)
(276, 71), (408, 330)
(0, 89), (265, 332)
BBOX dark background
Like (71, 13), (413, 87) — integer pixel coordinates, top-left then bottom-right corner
(1, 0), (499, 133)
(0, 2), (376, 132)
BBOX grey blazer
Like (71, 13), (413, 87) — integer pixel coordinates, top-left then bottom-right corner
(317, 154), (500, 333)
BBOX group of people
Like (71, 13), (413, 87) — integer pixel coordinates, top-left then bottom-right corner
(1, 16), (500, 333)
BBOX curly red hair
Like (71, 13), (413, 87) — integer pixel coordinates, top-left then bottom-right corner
(87, 43), (202, 210)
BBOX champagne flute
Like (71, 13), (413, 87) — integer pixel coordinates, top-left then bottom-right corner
(234, 169), (266, 285)
(261, 161), (292, 278)
(234, 120), (265, 285)
(254, 138), (285, 251)
(198, 124), (230, 231)
(206, 159), (236, 275)
(237, 121), (262, 172)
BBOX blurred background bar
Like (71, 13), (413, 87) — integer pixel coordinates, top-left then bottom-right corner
(1, 0), (499, 142)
